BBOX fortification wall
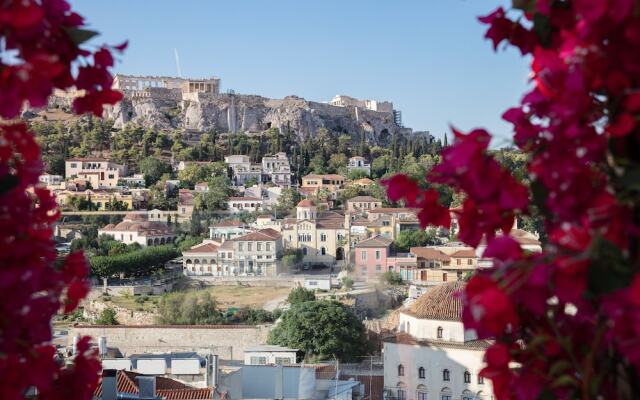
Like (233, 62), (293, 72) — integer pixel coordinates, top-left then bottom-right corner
(70, 324), (272, 360)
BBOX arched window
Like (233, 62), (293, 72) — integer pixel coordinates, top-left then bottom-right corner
(478, 375), (484, 384)
(464, 371), (471, 383)
(462, 390), (474, 400)
(437, 326), (443, 339)
(418, 367), (425, 379)
(396, 383), (407, 400)
(440, 387), (452, 400)
(417, 384), (427, 400)
(398, 364), (405, 376)
(443, 369), (450, 381)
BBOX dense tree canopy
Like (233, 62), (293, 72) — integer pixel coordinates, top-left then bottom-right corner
(268, 300), (369, 362)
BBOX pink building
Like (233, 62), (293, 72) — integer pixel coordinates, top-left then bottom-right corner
(353, 235), (416, 281)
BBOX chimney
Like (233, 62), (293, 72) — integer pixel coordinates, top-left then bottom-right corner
(206, 354), (219, 387)
(98, 336), (107, 356)
(136, 376), (156, 400)
(102, 369), (117, 400)
(71, 334), (79, 355)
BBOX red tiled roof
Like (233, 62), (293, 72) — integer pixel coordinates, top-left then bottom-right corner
(450, 248), (477, 258)
(410, 247), (451, 262)
(355, 235), (393, 248)
(297, 199), (315, 207)
(184, 242), (219, 254)
(404, 281), (465, 321)
(302, 174), (345, 180)
(94, 371), (213, 400)
(233, 229), (281, 242)
(67, 157), (110, 162)
(257, 228), (282, 239)
(384, 332), (492, 350)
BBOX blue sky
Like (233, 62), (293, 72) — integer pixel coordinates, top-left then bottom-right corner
(71, 0), (529, 146)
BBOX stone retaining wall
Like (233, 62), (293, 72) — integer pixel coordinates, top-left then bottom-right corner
(70, 324), (271, 360)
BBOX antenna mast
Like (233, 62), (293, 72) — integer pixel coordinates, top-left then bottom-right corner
(174, 48), (182, 78)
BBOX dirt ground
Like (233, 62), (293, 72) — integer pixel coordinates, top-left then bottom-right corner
(205, 286), (292, 309)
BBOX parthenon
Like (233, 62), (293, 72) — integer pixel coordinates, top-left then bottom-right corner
(112, 74), (220, 95)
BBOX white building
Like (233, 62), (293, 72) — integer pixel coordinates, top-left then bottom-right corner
(228, 196), (264, 214)
(39, 173), (63, 186)
(119, 173), (145, 187)
(244, 345), (300, 366)
(65, 157), (127, 189)
(98, 214), (176, 247)
(303, 277), (332, 291)
(347, 156), (371, 176)
(329, 95), (394, 113)
(383, 282), (493, 400)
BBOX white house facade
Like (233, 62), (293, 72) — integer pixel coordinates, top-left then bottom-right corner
(383, 282), (494, 400)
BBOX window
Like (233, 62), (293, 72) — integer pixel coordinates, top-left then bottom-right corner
(70, 163), (77, 168)
(248, 243), (253, 251)
(418, 367), (425, 379)
(249, 356), (267, 365)
(464, 371), (471, 383)
(375, 250), (381, 260)
(478, 375), (484, 384)
(443, 369), (450, 381)
(398, 364), (405, 376)
(443, 273), (448, 282)
(397, 389), (406, 400)
(266, 243), (271, 251)
(275, 357), (291, 365)
(320, 233), (327, 242)
(468, 258), (473, 265)
(376, 265), (381, 271)
(321, 247), (326, 255)
(239, 243), (244, 251)
(441, 395), (452, 400)
(417, 392), (427, 400)
(437, 326), (443, 339)
(457, 258), (461, 265)
(257, 242), (262, 251)
(108, 174), (114, 179)
(361, 251), (367, 260)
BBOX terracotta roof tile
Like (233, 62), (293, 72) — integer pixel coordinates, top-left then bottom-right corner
(184, 242), (219, 254)
(450, 248), (477, 258)
(403, 281), (465, 321)
(94, 371), (213, 400)
(410, 247), (451, 262)
(384, 332), (492, 350)
(297, 199), (315, 207)
(355, 235), (393, 248)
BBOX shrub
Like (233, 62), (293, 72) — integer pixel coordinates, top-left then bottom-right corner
(96, 308), (119, 325)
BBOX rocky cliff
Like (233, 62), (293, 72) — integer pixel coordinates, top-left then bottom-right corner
(103, 91), (410, 144)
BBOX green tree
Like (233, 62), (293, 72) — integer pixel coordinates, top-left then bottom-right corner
(267, 300), (369, 362)
(96, 308), (119, 325)
(287, 287), (316, 304)
(394, 229), (438, 252)
(276, 188), (302, 215)
(139, 157), (172, 187)
(380, 271), (403, 285)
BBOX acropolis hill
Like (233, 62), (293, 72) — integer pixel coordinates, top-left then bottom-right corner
(49, 73), (414, 144)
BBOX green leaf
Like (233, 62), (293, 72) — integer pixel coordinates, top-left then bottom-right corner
(549, 360), (572, 377)
(0, 174), (19, 196)
(533, 13), (553, 48)
(536, 389), (557, 400)
(587, 236), (633, 297)
(64, 27), (99, 45)
(530, 179), (550, 217)
(552, 374), (577, 388)
(512, 0), (536, 12)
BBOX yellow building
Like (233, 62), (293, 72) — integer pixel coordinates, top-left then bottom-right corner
(281, 200), (350, 266)
(301, 174), (345, 192)
(56, 189), (133, 211)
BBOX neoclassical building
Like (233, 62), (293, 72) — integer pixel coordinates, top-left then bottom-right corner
(281, 200), (350, 266)
(383, 282), (493, 400)
(98, 214), (176, 247)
